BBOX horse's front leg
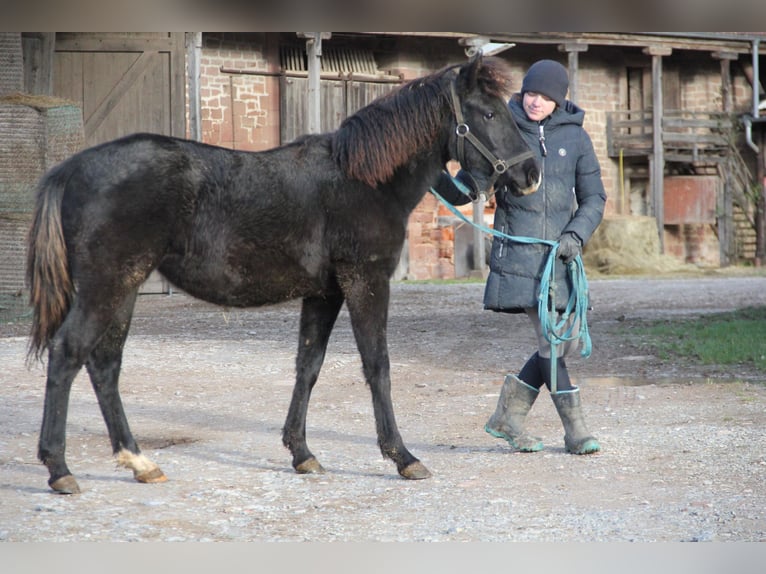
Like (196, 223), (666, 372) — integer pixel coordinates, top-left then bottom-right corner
(283, 294), (344, 474)
(342, 274), (431, 480)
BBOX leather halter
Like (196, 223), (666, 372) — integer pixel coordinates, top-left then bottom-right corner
(450, 80), (535, 200)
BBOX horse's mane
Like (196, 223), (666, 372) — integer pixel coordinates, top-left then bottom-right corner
(332, 56), (514, 188)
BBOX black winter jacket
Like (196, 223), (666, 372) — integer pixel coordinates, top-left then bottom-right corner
(483, 94), (606, 312)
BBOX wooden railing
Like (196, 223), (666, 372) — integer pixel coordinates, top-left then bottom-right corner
(607, 109), (736, 162)
(607, 108), (757, 263)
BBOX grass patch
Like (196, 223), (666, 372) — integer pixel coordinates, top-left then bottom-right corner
(628, 306), (766, 371)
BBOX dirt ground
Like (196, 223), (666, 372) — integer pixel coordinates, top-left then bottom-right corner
(1, 271), (765, 542)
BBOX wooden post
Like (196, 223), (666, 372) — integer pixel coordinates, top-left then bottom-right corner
(558, 42), (588, 105)
(757, 132), (766, 267)
(471, 197), (487, 278)
(644, 46), (672, 253)
(170, 33), (187, 140)
(298, 33), (331, 135)
(752, 39), (765, 266)
(712, 51), (738, 267)
(185, 32), (202, 141)
(305, 34), (321, 135)
(713, 51), (737, 113)
(20, 32), (55, 95)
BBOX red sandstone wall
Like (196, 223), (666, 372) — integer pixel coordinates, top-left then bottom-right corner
(200, 33), (279, 152)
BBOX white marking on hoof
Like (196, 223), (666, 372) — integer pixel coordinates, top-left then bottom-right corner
(116, 449), (166, 482)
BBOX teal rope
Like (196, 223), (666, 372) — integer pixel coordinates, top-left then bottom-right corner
(430, 180), (592, 392)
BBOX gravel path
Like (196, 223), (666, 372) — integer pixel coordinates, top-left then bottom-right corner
(1, 273), (765, 542)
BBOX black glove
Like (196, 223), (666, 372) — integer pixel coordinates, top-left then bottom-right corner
(557, 232), (582, 264)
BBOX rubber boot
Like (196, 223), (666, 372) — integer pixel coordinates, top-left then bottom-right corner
(550, 388), (601, 454)
(484, 375), (544, 452)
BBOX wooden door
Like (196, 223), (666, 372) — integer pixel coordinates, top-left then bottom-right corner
(52, 33), (186, 293)
(53, 33), (185, 146)
(279, 76), (347, 142)
(280, 76), (401, 143)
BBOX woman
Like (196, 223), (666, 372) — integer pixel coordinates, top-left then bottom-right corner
(435, 59), (607, 455)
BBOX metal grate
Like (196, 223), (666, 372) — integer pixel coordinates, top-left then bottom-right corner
(280, 45), (379, 75)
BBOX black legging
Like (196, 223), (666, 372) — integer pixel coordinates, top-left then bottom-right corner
(518, 351), (574, 392)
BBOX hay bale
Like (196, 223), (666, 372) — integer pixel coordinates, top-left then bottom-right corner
(583, 215), (689, 275)
(0, 97), (85, 213)
(0, 96), (84, 322)
(0, 102), (46, 214)
(0, 218), (31, 323)
(0, 92), (81, 110)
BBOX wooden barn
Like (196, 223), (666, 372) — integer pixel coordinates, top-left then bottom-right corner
(1, 32), (765, 310)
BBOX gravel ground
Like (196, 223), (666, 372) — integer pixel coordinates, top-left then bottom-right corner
(1, 272), (765, 542)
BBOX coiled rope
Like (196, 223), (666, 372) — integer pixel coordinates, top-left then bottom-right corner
(430, 180), (592, 393)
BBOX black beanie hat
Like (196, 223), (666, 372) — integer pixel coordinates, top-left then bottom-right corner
(521, 59), (569, 108)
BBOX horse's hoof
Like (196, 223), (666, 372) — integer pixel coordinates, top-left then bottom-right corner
(399, 461), (432, 480)
(295, 457), (326, 474)
(49, 475), (81, 494)
(135, 467), (168, 484)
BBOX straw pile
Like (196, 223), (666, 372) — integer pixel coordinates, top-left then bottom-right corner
(582, 215), (690, 275)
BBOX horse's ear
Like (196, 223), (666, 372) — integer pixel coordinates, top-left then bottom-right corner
(456, 53), (484, 92)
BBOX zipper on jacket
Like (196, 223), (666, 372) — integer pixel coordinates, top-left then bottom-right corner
(539, 122), (548, 240)
(538, 123), (548, 157)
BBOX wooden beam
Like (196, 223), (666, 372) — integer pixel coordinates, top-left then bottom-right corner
(713, 51), (737, 266)
(298, 33), (331, 135)
(643, 45), (673, 57)
(711, 51), (739, 61)
(21, 32), (55, 95)
(488, 32), (760, 55)
(559, 43), (588, 105)
(55, 36), (176, 53)
(185, 33), (201, 141)
(644, 47), (670, 252)
(756, 131), (766, 266)
(171, 33), (186, 139)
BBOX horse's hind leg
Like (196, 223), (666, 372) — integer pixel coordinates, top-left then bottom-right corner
(38, 314), (89, 494)
(85, 290), (166, 485)
(341, 274), (431, 480)
(283, 293), (344, 474)
(38, 296), (129, 494)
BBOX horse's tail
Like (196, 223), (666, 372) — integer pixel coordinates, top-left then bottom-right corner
(26, 167), (74, 362)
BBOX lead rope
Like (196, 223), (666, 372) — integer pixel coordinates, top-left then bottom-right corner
(430, 182), (592, 394)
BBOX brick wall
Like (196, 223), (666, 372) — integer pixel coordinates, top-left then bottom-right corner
(200, 33), (279, 151)
(575, 64), (622, 219)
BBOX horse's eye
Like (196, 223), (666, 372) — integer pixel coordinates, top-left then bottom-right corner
(485, 112), (495, 120)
